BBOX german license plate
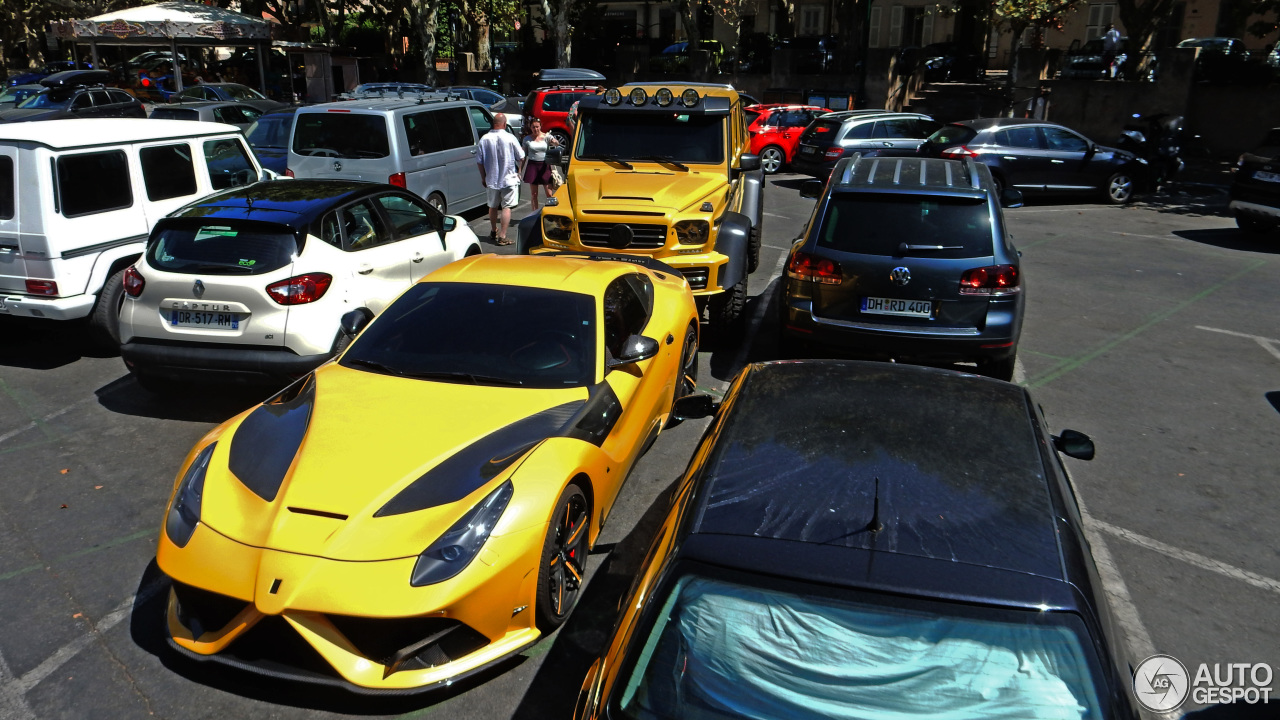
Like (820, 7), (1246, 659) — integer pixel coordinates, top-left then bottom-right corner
(169, 310), (240, 329)
(1255, 170), (1280, 183)
(861, 296), (933, 318)
(801, 145), (817, 155)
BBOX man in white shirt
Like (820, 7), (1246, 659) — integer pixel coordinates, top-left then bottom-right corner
(476, 113), (524, 245)
(1101, 25), (1122, 79)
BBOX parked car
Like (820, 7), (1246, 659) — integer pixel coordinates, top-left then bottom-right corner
(288, 95), (498, 214)
(0, 119), (266, 345)
(791, 111), (940, 177)
(744, 104), (832, 174)
(648, 40), (727, 74)
(244, 108), (298, 175)
(339, 82), (435, 99)
(919, 41), (983, 81)
(150, 100), (263, 131)
(119, 180), (482, 387)
(150, 253), (699, 690)
(780, 155), (1024, 379)
(572, 359), (1135, 720)
(0, 84), (42, 110)
(1177, 37), (1263, 83)
(1060, 37), (1128, 80)
(0, 70), (144, 123)
(919, 118), (1149, 204)
(522, 68), (605, 148)
(1229, 127), (1280, 233)
(438, 86), (525, 131)
(4, 61), (80, 87)
(168, 82), (289, 113)
(778, 35), (839, 74)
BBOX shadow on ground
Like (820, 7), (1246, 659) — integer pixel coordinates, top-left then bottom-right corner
(1173, 228), (1280, 255)
(0, 316), (116, 370)
(95, 374), (271, 424)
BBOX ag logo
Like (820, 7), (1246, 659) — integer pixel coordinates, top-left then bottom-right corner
(1134, 654), (1190, 712)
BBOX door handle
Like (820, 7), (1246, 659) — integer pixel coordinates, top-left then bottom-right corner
(1051, 159), (1065, 164)
(1002, 156), (1017, 160)
(882, 142), (893, 147)
(357, 265), (373, 275)
(411, 253), (424, 263)
(469, 149), (477, 155)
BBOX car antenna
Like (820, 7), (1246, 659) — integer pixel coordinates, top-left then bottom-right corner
(867, 477), (883, 534)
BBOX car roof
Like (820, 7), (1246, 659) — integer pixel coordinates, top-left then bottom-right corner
(951, 117), (1063, 132)
(166, 100), (253, 109)
(745, 103), (828, 112)
(300, 96), (483, 113)
(423, 253), (654, 292)
(828, 155), (986, 198)
(165, 179), (378, 230)
(0, 118), (241, 148)
(684, 361), (1067, 583)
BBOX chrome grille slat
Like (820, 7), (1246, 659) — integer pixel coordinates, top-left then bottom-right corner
(578, 222), (667, 249)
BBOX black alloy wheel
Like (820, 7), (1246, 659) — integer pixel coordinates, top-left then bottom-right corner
(535, 484), (589, 631)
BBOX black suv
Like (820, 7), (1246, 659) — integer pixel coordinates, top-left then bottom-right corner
(1230, 127), (1280, 234)
(0, 70), (144, 123)
(779, 154), (1025, 379)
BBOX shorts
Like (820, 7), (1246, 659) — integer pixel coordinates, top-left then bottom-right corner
(487, 185), (519, 209)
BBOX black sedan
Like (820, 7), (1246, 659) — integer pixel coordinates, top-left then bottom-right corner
(168, 82), (288, 113)
(1229, 127), (1280, 233)
(572, 360), (1137, 720)
(919, 118), (1149, 204)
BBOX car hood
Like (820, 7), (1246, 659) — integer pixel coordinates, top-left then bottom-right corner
(200, 364), (589, 561)
(569, 169), (726, 213)
(0, 107), (64, 122)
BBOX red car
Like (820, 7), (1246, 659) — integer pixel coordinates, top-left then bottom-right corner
(521, 68), (605, 147)
(745, 103), (831, 174)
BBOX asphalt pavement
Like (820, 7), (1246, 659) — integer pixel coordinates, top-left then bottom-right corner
(0, 177), (1276, 719)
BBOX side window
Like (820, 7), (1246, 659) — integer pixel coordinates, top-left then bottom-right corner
(375, 194), (437, 239)
(872, 119), (913, 139)
(0, 155), (13, 220)
(1042, 127), (1089, 153)
(843, 121), (873, 140)
(403, 111), (442, 156)
(474, 89), (503, 105)
(88, 90), (112, 106)
(55, 150), (132, 217)
(71, 93), (92, 110)
(784, 111), (810, 128)
(341, 200), (392, 251)
(999, 127), (1042, 149)
(241, 107), (262, 122)
(603, 275), (651, 360)
(320, 212), (342, 248)
(139, 144), (198, 202)
(203, 138), (257, 190)
(213, 106), (240, 125)
(913, 119), (942, 137)
(108, 90), (133, 104)
(437, 107), (475, 149)
(468, 106), (492, 135)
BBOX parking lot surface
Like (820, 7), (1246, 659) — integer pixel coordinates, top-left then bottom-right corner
(0, 178), (1276, 718)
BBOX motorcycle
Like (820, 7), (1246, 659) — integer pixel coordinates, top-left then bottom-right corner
(1117, 112), (1190, 187)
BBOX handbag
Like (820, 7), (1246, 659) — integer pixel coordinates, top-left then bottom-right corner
(549, 163), (566, 191)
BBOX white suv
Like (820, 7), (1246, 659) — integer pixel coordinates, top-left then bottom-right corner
(118, 179), (481, 389)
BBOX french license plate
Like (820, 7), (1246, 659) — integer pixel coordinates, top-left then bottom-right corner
(169, 310), (240, 329)
(1255, 170), (1280, 183)
(801, 145), (817, 155)
(861, 296), (933, 318)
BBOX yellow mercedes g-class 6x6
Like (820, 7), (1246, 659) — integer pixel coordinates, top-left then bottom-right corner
(518, 82), (765, 325)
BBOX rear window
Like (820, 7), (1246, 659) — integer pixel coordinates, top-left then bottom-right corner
(56, 150), (132, 217)
(0, 156), (12, 220)
(403, 107), (474, 156)
(150, 107), (199, 121)
(928, 124), (978, 147)
(292, 112), (390, 159)
(139, 144), (197, 201)
(802, 118), (843, 143)
(542, 91), (589, 113)
(148, 223), (297, 275)
(743, 109), (762, 126)
(246, 115), (290, 149)
(817, 195), (994, 259)
(204, 139), (258, 191)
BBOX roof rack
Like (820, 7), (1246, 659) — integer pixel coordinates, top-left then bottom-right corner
(836, 154), (986, 192)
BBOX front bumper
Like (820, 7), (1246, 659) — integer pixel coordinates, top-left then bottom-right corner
(1230, 199), (1280, 221)
(121, 338), (331, 381)
(0, 292), (97, 321)
(157, 520), (543, 692)
(780, 297), (1019, 362)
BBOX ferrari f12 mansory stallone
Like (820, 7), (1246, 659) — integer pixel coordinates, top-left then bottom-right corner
(155, 253), (700, 692)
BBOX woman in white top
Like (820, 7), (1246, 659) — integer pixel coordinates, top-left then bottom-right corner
(520, 117), (560, 212)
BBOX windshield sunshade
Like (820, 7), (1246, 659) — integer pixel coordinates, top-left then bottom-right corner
(292, 113), (390, 159)
(578, 113), (724, 164)
(148, 223), (297, 275)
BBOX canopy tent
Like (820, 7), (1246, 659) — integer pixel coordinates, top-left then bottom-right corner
(52, 1), (273, 94)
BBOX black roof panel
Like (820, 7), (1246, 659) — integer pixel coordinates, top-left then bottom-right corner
(167, 180), (377, 231)
(691, 361), (1064, 580)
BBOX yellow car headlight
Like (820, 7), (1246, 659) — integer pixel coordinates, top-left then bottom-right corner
(543, 214), (574, 241)
(165, 442), (216, 548)
(410, 481), (513, 587)
(673, 219), (710, 245)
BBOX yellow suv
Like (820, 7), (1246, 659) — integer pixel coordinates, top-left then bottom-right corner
(518, 82), (765, 325)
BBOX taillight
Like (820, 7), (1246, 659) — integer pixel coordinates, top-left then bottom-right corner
(285, 168), (295, 178)
(389, 172), (406, 188)
(787, 251), (842, 285)
(815, 126), (832, 133)
(824, 147), (844, 159)
(25, 279), (57, 296)
(122, 266), (145, 297)
(266, 273), (332, 305)
(959, 265), (1020, 296)
(942, 146), (977, 158)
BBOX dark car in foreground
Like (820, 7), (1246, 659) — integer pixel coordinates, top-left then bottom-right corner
(791, 110), (940, 177)
(573, 360), (1135, 720)
(920, 118), (1148, 204)
(0, 70), (144, 123)
(780, 155), (1024, 379)
(1230, 127), (1280, 233)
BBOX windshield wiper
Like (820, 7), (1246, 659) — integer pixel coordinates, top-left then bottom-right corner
(399, 370), (525, 386)
(897, 243), (965, 253)
(578, 154), (633, 169)
(345, 357), (407, 377)
(637, 155), (689, 171)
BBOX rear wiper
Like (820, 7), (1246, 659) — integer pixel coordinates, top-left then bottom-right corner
(897, 243), (964, 253)
(186, 263), (254, 273)
(637, 155), (689, 171)
(402, 370), (525, 386)
(578, 154), (633, 169)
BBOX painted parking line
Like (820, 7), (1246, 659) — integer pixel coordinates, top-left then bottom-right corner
(1196, 325), (1280, 362)
(0, 399), (90, 447)
(1093, 519), (1280, 597)
(1074, 496), (1159, 671)
(762, 211), (791, 219)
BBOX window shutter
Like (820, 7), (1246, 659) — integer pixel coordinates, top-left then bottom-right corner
(869, 6), (882, 47)
(890, 5), (903, 47)
(922, 7), (934, 46)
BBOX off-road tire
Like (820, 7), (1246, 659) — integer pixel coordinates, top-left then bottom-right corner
(88, 268), (127, 350)
(709, 278), (747, 327)
(747, 221), (762, 273)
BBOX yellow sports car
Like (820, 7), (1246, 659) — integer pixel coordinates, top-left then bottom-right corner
(155, 252), (699, 692)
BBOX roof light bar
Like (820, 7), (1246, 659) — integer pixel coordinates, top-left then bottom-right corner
(604, 87), (622, 105)
(680, 88), (700, 108)
(628, 87), (648, 106)
(655, 88), (674, 107)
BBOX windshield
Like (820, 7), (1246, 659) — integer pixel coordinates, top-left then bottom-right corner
(617, 572), (1105, 720)
(577, 112), (725, 164)
(292, 112), (390, 159)
(818, 195), (993, 259)
(148, 223), (298, 275)
(247, 115), (290, 149)
(0, 87), (37, 104)
(927, 123), (978, 147)
(340, 282), (596, 388)
(800, 118), (842, 143)
(16, 91), (69, 109)
(150, 107), (199, 121)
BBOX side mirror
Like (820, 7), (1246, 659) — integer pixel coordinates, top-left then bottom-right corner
(739, 153), (762, 172)
(800, 180), (823, 199)
(546, 146), (565, 164)
(260, 168), (281, 182)
(1087, 143), (1098, 155)
(671, 393), (718, 421)
(340, 307), (373, 337)
(1053, 429), (1095, 460)
(1001, 188), (1024, 208)
(607, 335), (660, 369)
(442, 216), (457, 233)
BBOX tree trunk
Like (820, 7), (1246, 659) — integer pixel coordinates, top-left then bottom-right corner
(1116, 0), (1174, 82)
(553, 0), (571, 67)
(679, 0), (700, 44)
(473, 14), (491, 72)
(411, 0), (440, 85)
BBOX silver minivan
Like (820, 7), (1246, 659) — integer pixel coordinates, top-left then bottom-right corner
(288, 96), (498, 214)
